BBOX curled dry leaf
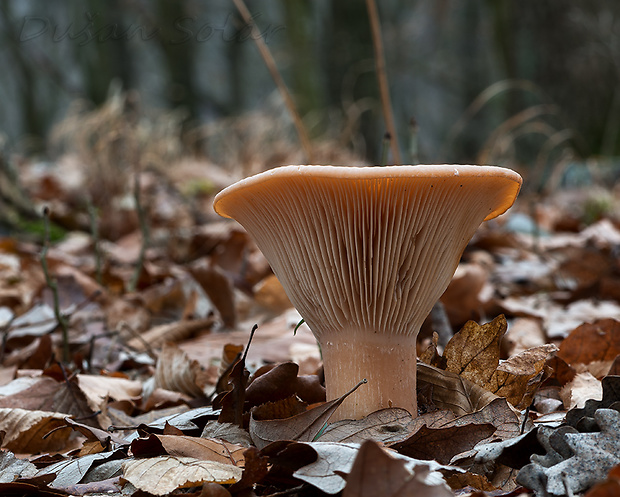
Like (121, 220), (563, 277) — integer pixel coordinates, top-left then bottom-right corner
(342, 440), (454, 497)
(417, 362), (498, 416)
(0, 408), (72, 453)
(77, 374), (142, 413)
(154, 342), (205, 398)
(121, 456), (242, 496)
(565, 375), (620, 429)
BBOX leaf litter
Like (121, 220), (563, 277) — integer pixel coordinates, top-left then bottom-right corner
(3, 152), (620, 496)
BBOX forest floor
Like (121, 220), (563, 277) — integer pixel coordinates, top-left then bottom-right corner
(2, 131), (620, 497)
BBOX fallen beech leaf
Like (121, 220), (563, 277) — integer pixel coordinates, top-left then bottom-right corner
(517, 409), (620, 496)
(63, 417), (129, 448)
(154, 343), (205, 398)
(317, 408), (414, 444)
(0, 408), (72, 453)
(77, 374), (142, 412)
(188, 258), (237, 328)
(444, 315), (507, 386)
(249, 380), (366, 449)
(558, 319), (620, 366)
(245, 362), (299, 407)
(417, 363), (498, 416)
(131, 434), (245, 466)
(121, 456), (242, 495)
(342, 440), (453, 497)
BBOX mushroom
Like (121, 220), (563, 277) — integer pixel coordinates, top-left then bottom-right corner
(213, 165), (522, 421)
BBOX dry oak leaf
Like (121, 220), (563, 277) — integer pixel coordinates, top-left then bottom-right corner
(121, 456), (242, 496)
(342, 440), (453, 497)
(565, 375), (620, 430)
(517, 409), (620, 496)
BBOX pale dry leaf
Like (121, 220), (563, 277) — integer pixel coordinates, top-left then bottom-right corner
(317, 408), (414, 444)
(502, 317), (547, 356)
(121, 456), (241, 496)
(36, 452), (118, 489)
(0, 408), (72, 453)
(559, 372), (603, 410)
(0, 450), (37, 483)
(201, 420), (252, 447)
(558, 319), (620, 366)
(77, 374), (142, 413)
(293, 441), (459, 495)
(154, 342), (205, 397)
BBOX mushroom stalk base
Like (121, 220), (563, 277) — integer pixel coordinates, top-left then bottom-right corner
(319, 332), (418, 422)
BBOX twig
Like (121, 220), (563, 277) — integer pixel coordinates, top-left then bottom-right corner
(366, 0), (402, 165)
(86, 198), (103, 285)
(128, 172), (149, 292)
(40, 207), (70, 364)
(231, 0), (314, 163)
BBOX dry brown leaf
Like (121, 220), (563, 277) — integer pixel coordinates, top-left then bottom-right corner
(189, 258), (237, 328)
(131, 434), (245, 466)
(490, 344), (558, 409)
(121, 456), (242, 495)
(417, 363), (498, 416)
(341, 440), (453, 497)
(558, 319), (620, 366)
(253, 274), (293, 313)
(0, 408), (72, 453)
(127, 318), (214, 352)
(249, 381), (366, 449)
(154, 342), (205, 397)
(77, 374), (142, 413)
(444, 315), (506, 386)
(502, 317), (547, 356)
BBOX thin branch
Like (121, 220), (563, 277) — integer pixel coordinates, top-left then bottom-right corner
(366, 0), (402, 165)
(40, 207), (70, 363)
(128, 172), (149, 292)
(232, 0), (314, 163)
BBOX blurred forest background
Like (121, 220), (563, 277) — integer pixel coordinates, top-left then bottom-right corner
(1, 0), (620, 198)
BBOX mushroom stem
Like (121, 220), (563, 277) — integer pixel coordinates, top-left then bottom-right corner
(321, 330), (418, 421)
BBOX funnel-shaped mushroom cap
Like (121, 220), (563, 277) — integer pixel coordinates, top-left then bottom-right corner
(214, 165), (522, 419)
(214, 165), (521, 340)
